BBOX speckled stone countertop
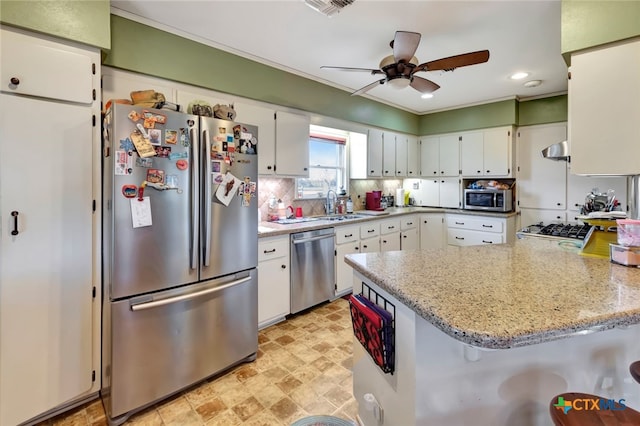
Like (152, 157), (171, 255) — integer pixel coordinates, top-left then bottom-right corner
(344, 238), (640, 349)
(258, 207), (517, 238)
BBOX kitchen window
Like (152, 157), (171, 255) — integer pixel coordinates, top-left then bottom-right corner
(296, 125), (349, 199)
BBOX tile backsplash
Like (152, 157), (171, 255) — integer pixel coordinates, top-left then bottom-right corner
(258, 177), (402, 221)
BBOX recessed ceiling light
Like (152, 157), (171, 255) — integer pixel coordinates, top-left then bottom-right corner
(524, 79), (542, 88)
(510, 72), (529, 80)
(421, 93), (434, 99)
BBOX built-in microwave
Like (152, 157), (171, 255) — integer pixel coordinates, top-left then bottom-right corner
(463, 188), (513, 212)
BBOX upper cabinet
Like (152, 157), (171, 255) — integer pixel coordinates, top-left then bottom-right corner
(569, 38), (640, 175)
(406, 135), (420, 178)
(234, 102), (276, 175)
(419, 134), (460, 177)
(382, 132), (397, 177)
(367, 128), (384, 177)
(274, 111), (310, 177)
(460, 127), (514, 177)
(517, 124), (568, 210)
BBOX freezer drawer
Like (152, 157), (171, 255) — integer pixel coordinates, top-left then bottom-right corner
(102, 270), (257, 421)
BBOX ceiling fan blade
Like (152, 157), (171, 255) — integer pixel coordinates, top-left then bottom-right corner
(321, 65), (384, 75)
(410, 76), (440, 94)
(413, 50), (490, 73)
(392, 31), (421, 63)
(351, 78), (386, 96)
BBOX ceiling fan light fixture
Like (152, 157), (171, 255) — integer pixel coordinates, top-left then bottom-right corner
(387, 75), (411, 89)
(510, 72), (529, 80)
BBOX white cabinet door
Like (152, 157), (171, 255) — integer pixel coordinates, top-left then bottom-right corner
(382, 132), (397, 177)
(440, 178), (461, 208)
(517, 124), (567, 210)
(275, 111), (309, 176)
(439, 134), (460, 176)
(395, 134), (408, 177)
(235, 102), (276, 175)
(360, 236), (380, 253)
(258, 237), (290, 328)
(460, 131), (484, 176)
(367, 128), (384, 177)
(421, 179), (440, 207)
(0, 94), (94, 426)
(448, 229), (503, 246)
(420, 214), (445, 249)
(569, 39), (640, 175)
(1, 28), (94, 104)
(401, 228), (420, 250)
(406, 135), (420, 178)
(336, 242), (360, 295)
(483, 127), (512, 177)
(380, 232), (401, 252)
(420, 136), (439, 177)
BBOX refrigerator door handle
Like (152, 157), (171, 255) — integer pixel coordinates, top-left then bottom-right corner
(202, 128), (212, 266)
(190, 127), (199, 270)
(130, 276), (251, 311)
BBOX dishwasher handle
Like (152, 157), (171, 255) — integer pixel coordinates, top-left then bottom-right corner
(130, 276), (251, 311)
(292, 234), (334, 244)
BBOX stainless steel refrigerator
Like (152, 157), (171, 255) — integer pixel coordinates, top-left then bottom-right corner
(101, 104), (258, 423)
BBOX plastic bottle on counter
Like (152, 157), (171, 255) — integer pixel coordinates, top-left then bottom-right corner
(346, 196), (354, 214)
(277, 199), (286, 220)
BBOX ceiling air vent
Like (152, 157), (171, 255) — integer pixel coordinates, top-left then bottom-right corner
(304, 0), (355, 17)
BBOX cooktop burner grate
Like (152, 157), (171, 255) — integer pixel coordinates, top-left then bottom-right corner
(538, 223), (593, 240)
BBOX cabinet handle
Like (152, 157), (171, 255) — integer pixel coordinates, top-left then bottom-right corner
(403, 235), (407, 239)
(455, 236), (464, 240)
(397, 170), (402, 174)
(385, 170), (389, 174)
(267, 165), (272, 170)
(370, 170), (374, 174)
(455, 221), (464, 225)
(383, 240), (387, 243)
(557, 203), (562, 206)
(10, 77), (20, 85)
(407, 222), (413, 226)
(433, 171), (437, 174)
(482, 240), (493, 244)
(11, 211), (19, 236)
(344, 233), (353, 238)
(367, 229), (375, 233)
(482, 224), (493, 228)
(281, 264), (286, 269)
(362, 245), (368, 249)
(409, 171), (413, 174)
(387, 226), (395, 230)
(440, 171), (444, 174)
(303, 167), (308, 171)
(486, 170), (490, 173)
(575, 203), (580, 207)
(477, 170), (481, 174)
(355, 246), (360, 250)
(263, 248), (276, 254)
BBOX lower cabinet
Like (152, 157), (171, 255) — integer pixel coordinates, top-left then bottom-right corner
(420, 213), (445, 249)
(380, 218), (401, 252)
(447, 214), (515, 247)
(400, 215), (419, 250)
(257, 236), (290, 329)
(335, 225), (361, 296)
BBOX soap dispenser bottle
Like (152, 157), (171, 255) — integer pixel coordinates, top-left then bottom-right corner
(346, 196), (354, 214)
(277, 199), (286, 220)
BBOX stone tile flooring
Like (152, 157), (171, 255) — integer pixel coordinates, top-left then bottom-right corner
(40, 298), (357, 426)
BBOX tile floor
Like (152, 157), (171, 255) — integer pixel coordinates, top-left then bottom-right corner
(39, 297), (357, 426)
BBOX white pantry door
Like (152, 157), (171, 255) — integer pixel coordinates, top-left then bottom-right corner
(0, 94), (93, 425)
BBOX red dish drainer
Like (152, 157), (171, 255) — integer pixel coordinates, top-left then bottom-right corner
(348, 282), (395, 374)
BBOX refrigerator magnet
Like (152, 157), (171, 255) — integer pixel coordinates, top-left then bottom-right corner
(227, 142), (236, 153)
(127, 110), (141, 122)
(226, 135), (234, 143)
(148, 129), (162, 146)
(135, 157), (154, 168)
(143, 118), (156, 129)
(115, 150), (134, 175)
(212, 173), (224, 184)
(168, 151), (188, 160)
(165, 174), (178, 188)
(212, 138), (223, 152)
(165, 129), (177, 144)
(176, 159), (188, 170)
(233, 125), (241, 139)
(142, 110), (166, 124)
(179, 128), (190, 147)
(218, 127), (226, 134)
(242, 192), (251, 207)
(122, 184), (137, 198)
(130, 132), (156, 158)
(154, 146), (171, 158)
(119, 137), (135, 152)
(146, 169), (165, 184)
(211, 161), (221, 173)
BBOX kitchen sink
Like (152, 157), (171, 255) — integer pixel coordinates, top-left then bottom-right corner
(273, 214), (368, 225)
(272, 217), (321, 224)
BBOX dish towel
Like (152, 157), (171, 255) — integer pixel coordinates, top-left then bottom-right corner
(348, 294), (394, 374)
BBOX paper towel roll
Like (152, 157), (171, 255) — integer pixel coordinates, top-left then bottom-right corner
(395, 188), (405, 207)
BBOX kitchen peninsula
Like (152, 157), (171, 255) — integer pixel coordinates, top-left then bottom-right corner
(345, 238), (640, 426)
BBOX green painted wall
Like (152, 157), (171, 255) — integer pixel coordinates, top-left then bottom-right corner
(103, 15), (418, 135)
(0, 0), (110, 49)
(517, 95), (568, 126)
(418, 99), (518, 135)
(562, 0), (640, 63)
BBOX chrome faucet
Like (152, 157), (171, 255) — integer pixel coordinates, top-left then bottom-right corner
(325, 190), (337, 215)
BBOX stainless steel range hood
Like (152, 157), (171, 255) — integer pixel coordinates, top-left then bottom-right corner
(541, 140), (569, 161)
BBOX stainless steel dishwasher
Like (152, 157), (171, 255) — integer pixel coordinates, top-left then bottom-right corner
(290, 228), (336, 314)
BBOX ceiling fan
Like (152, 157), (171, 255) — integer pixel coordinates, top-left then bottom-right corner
(321, 31), (490, 96)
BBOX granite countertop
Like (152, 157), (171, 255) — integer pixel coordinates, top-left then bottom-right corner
(258, 207), (517, 238)
(344, 238), (640, 349)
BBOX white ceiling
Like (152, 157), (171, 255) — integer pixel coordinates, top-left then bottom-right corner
(110, 0), (568, 115)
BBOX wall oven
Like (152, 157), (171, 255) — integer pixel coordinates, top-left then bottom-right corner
(463, 189), (513, 212)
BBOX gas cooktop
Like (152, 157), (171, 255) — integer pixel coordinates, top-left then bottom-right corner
(516, 222), (595, 246)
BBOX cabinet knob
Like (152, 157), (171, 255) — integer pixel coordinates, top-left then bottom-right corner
(370, 170), (374, 174)
(397, 170), (402, 174)
(303, 167), (308, 171)
(267, 165), (272, 170)
(281, 264), (286, 269)
(10, 77), (19, 85)
(440, 171), (444, 174)
(477, 170), (481, 174)
(486, 170), (490, 173)
(557, 202), (561, 206)
(433, 171), (437, 175)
